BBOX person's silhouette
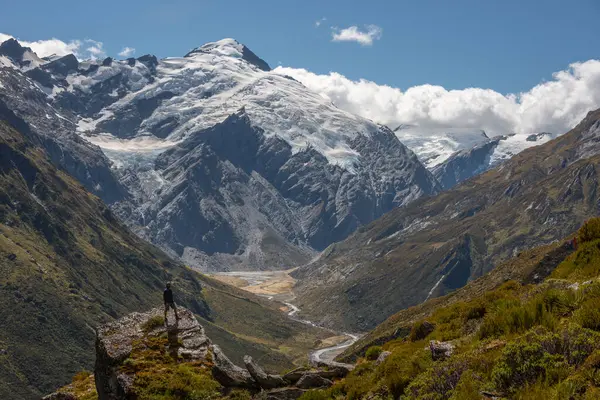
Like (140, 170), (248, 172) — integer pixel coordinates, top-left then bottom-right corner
(163, 282), (179, 324)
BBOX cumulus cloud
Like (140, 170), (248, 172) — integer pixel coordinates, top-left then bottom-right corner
(315, 17), (327, 28)
(0, 32), (81, 58)
(0, 33), (106, 60)
(118, 46), (136, 57)
(274, 60), (600, 135)
(331, 25), (382, 46)
(85, 39), (106, 60)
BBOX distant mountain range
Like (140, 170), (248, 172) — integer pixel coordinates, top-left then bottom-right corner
(292, 108), (600, 332)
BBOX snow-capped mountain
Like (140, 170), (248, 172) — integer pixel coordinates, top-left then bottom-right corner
(394, 125), (491, 168)
(395, 125), (556, 189)
(432, 132), (555, 189)
(0, 38), (439, 271)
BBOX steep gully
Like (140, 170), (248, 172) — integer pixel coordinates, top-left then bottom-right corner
(210, 270), (360, 364)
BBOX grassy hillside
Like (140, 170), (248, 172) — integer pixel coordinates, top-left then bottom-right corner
(293, 108), (600, 332)
(299, 219), (600, 399)
(0, 121), (326, 399)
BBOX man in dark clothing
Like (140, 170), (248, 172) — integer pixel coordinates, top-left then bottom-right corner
(164, 282), (179, 323)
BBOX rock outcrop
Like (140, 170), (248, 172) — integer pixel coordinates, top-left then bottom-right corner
(244, 355), (287, 389)
(47, 307), (353, 400)
(212, 345), (257, 389)
(95, 307), (211, 399)
(429, 340), (454, 361)
(296, 373), (333, 389)
(375, 350), (392, 365)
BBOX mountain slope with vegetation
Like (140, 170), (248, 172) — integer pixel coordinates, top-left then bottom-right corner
(298, 218), (600, 399)
(0, 121), (327, 400)
(293, 108), (600, 332)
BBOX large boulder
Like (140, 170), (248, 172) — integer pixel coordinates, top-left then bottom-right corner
(94, 307), (211, 399)
(313, 366), (351, 380)
(244, 355), (287, 389)
(265, 387), (309, 400)
(282, 367), (310, 384)
(429, 340), (454, 361)
(376, 350), (392, 365)
(311, 359), (354, 374)
(296, 373), (333, 389)
(211, 345), (257, 389)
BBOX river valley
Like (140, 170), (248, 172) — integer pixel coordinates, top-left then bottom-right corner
(209, 270), (360, 364)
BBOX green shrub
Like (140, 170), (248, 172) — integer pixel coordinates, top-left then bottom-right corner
(491, 326), (600, 394)
(465, 301), (487, 320)
(478, 296), (557, 339)
(72, 370), (92, 382)
(574, 298), (600, 331)
(227, 389), (252, 400)
(492, 340), (569, 393)
(448, 370), (483, 400)
(141, 315), (165, 333)
(542, 288), (579, 316)
(298, 389), (331, 400)
(579, 218), (600, 243)
(406, 355), (471, 399)
(409, 320), (435, 341)
(133, 363), (221, 399)
(552, 240), (600, 280)
(380, 346), (432, 398)
(365, 346), (383, 360)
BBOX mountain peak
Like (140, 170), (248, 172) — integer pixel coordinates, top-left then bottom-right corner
(0, 38), (28, 60)
(0, 37), (44, 70)
(185, 38), (270, 71)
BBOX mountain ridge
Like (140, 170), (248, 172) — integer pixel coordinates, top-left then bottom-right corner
(0, 36), (440, 271)
(291, 108), (600, 332)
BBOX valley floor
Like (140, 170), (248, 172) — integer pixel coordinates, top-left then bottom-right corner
(209, 270), (360, 363)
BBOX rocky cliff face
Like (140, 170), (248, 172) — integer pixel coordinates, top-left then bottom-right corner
(0, 37), (439, 271)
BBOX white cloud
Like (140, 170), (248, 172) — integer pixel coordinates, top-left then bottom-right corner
(274, 60), (600, 136)
(118, 46), (136, 57)
(85, 39), (106, 60)
(0, 33), (105, 60)
(0, 32), (81, 58)
(315, 17), (327, 28)
(331, 25), (382, 46)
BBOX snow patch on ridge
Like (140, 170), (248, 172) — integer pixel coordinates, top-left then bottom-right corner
(75, 44), (379, 172)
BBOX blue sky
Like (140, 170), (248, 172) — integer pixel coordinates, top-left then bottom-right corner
(1, 0), (599, 94)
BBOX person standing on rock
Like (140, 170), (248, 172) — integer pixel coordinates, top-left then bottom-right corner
(164, 282), (179, 323)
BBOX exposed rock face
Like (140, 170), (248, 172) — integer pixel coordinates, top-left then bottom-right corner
(296, 373), (333, 389)
(211, 345), (257, 389)
(265, 388), (308, 400)
(94, 308), (211, 399)
(244, 355), (287, 389)
(376, 350), (392, 365)
(117, 110), (437, 271)
(0, 60), (126, 203)
(429, 340), (454, 361)
(282, 367), (310, 384)
(432, 138), (503, 189)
